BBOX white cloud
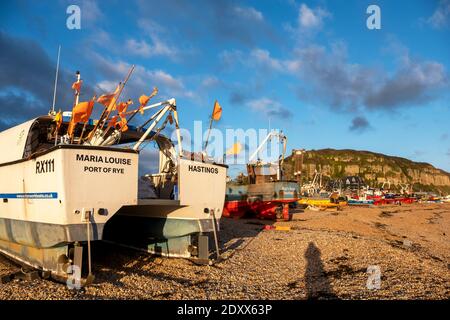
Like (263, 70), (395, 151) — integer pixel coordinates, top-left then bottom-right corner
(125, 35), (177, 59)
(251, 48), (303, 73)
(284, 59), (302, 73)
(80, 0), (104, 24)
(201, 76), (221, 88)
(96, 80), (117, 93)
(250, 49), (283, 71)
(151, 35), (177, 57)
(228, 39), (448, 112)
(125, 19), (178, 59)
(147, 69), (184, 92)
(287, 41), (448, 110)
(223, 48), (301, 73)
(219, 49), (245, 69)
(126, 39), (152, 57)
(137, 19), (166, 34)
(233, 6), (264, 21)
(89, 29), (111, 46)
(427, 0), (450, 29)
(90, 53), (195, 100)
(298, 3), (330, 29)
(245, 97), (292, 119)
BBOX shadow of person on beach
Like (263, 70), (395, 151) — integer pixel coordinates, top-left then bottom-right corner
(217, 217), (275, 255)
(304, 242), (337, 299)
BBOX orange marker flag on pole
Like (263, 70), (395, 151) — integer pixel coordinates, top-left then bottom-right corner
(138, 87), (158, 114)
(72, 79), (82, 92)
(212, 100), (222, 121)
(97, 84), (121, 108)
(118, 117), (128, 132)
(74, 100), (95, 123)
(97, 93), (116, 107)
(68, 100), (95, 136)
(138, 95), (150, 108)
(107, 115), (118, 129)
(117, 99), (133, 116)
(53, 109), (63, 131)
(204, 100), (223, 151)
(138, 95), (149, 114)
(226, 142), (242, 155)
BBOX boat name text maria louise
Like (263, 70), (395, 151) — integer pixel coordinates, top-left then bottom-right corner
(75, 154), (132, 165)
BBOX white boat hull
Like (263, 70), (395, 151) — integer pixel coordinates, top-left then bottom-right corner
(103, 159), (227, 257)
(0, 145), (138, 246)
(0, 144), (138, 277)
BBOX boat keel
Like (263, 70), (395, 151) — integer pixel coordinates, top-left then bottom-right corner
(0, 240), (94, 288)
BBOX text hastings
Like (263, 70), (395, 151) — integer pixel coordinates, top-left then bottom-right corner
(76, 154), (131, 165)
(188, 165), (219, 174)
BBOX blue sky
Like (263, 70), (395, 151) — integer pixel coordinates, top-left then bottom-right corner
(1, 0), (449, 175)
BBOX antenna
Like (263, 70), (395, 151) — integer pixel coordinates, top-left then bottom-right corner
(74, 70), (81, 106)
(50, 45), (61, 115)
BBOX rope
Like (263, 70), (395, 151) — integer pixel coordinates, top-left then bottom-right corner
(211, 209), (221, 260)
(86, 212), (92, 276)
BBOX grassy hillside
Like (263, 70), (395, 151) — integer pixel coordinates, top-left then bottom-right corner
(283, 149), (450, 194)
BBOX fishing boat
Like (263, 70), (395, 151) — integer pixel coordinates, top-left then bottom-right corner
(297, 198), (347, 210)
(0, 115), (138, 284)
(0, 68), (226, 284)
(370, 195), (417, 205)
(223, 182), (249, 219)
(425, 195), (442, 203)
(223, 131), (299, 220)
(347, 198), (374, 206)
(103, 145), (227, 259)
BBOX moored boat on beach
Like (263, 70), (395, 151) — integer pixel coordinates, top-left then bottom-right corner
(0, 68), (227, 284)
(223, 131), (299, 220)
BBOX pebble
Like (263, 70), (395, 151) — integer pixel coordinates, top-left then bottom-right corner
(0, 203), (449, 299)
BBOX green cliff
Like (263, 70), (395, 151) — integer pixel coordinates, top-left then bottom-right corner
(283, 149), (450, 194)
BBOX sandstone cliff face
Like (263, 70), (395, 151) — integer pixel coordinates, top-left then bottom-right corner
(283, 149), (450, 193)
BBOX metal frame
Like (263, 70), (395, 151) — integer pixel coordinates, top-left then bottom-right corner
(132, 98), (183, 156)
(248, 130), (287, 163)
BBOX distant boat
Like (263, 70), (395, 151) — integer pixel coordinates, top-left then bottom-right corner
(223, 131), (299, 220)
(347, 198), (374, 206)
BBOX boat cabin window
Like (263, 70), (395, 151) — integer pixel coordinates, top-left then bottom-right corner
(247, 163), (282, 184)
(137, 139), (178, 200)
(23, 121), (54, 158)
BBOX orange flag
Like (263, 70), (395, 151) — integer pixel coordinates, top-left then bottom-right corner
(72, 80), (82, 92)
(117, 99), (133, 116)
(212, 100), (222, 121)
(226, 142), (242, 155)
(97, 93), (116, 107)
(107, 115), (118, 130)
(68, 100), (95, 136)
(97, 84), (120, 108)
(74, 100), (95, 123)
(53, 110), (63, 130)
(138, 95), (149, 115)
(118, 117), (128, 132)
(138, 87), (158, 114)
(139, 95), (150, 107)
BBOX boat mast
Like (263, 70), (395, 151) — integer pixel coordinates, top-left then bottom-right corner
(74, 71), (81, 106)
(249, 130), (286, 163)
(50, 45), (61, 115)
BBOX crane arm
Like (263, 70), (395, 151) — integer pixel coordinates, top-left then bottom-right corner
(248, 130), (287, 163)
